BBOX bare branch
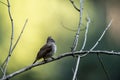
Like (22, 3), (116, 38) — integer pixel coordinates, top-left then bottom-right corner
(0, 0), (27, 79)
(72, 0), (84, 80)
(71, 0), (83, 54)
(72, 69), (77, 80)
(0, 0), (115, 80)
(94, 20), (113, 80)
(81, 14), (90, 51)
(78, 20), (113, 80)
(72, 56), (81, 80)
(7, 0), (14, 59)
(0, 66), (4, 74)
(80, 19), (113, 58)
(2, 0), (14, 78)
(0, 50), (120, 80)
(1, 19), (28, 69)
(0, 1), (8, 6)
(71, 30), (80, 53)
(70, 0), (85, 57)
(90, 20), (113, 51)
(97, 54), (111, 80)
(69, 0), (80, 12)
(12, 19), (28, 52)
(72, 12), (90, 80)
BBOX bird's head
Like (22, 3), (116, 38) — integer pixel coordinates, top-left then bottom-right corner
(47, 36), (55, 43)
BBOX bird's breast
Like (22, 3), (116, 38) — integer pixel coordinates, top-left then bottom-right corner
(45, 43), (57, 58)
(52, 43), (57, 53)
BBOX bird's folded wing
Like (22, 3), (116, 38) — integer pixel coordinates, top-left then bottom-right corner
(36, 44), (52, 59)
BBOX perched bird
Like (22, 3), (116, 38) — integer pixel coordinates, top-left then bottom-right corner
(33, 36), (57, 64)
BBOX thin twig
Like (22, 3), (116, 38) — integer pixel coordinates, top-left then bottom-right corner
(61, 22), (86, 32)
(72, 14), (90, 80)
(0, 1), (8, 6)
(79, 20), (113, 80)
(95, 20), (112, 80)
(2, 0), (14, 79)
(72, 12), (90, 80)
(72, 56), (80, 80)
(97, 53), (111, 80)
(90, 20), (113, 51)
(72, 0), (84, 80)
(81, 14), (90, 51)
(61, 22), (78, 32)
(71, 31), (80, 53)
(1, 19), (28, 68)
(71, 0), (83, 55)
(70, 0), (85, 58)
(81, 19), (113, 58)
(69, 0), (80, 12)
(0, 50), (120, 80)
(95, 20), (113, 80)
(12, 19), (28, 51)
(0, 66), (4, 74)
(72, 68), (77, 80)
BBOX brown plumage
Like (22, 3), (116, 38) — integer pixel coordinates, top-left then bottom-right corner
(33, 36), (56, 64)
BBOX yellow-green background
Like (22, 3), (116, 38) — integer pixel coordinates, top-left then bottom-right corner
(0, 0), (120, 80)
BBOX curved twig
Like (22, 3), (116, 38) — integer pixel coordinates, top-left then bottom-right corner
(61, 22), (86, 32)
(69, 0), (80, 12)
(0, 1), (8, 6)
(12, 19), (28, 51)
(2, 0), (14, 78)
(72, 0), (84, 80)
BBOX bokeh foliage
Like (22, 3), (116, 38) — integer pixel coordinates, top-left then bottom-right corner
(0, 0), (120, 80)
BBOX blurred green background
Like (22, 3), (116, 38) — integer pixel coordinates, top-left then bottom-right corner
(0, 0), (120, 80)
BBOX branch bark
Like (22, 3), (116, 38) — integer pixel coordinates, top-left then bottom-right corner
(72, 0), (84, 80)
(0, 50), (120, 80)
(69, 0), (80, 12)
(0, 0), (28, 79)
(2, 0), (14, 79)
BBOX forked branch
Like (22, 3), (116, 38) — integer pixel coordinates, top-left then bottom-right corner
(0, 50), (120, 80)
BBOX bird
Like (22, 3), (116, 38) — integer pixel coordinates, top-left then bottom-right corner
(33, 36), (57, 64)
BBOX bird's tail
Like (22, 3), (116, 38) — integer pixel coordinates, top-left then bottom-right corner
(32, 59), (37, 64)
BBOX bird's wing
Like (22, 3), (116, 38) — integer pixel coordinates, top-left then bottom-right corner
(36, 44), (52, 60)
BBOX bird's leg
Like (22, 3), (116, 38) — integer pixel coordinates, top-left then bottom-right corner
(43, 58), (48, 63)
(51, 56), (55, 60)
